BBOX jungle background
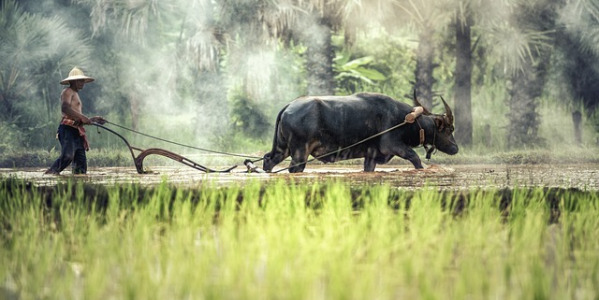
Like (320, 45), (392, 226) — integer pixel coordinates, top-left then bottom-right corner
(1, 0), (599, 167)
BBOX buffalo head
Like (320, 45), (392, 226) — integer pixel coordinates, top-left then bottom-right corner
(413, 93), (459, 156)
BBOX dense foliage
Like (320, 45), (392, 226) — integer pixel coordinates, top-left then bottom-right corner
(1, 0), (599, 157)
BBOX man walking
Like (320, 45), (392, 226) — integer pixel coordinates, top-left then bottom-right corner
(45, 67), (106, 175)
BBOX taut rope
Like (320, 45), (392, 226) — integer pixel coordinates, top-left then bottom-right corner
(103, 121), (263, 160)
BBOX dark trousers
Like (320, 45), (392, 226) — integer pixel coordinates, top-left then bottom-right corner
(48, 125), (87, 174)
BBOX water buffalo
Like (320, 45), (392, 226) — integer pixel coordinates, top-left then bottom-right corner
(262, 92), (458, 173)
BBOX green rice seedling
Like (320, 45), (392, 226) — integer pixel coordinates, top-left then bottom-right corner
(1, 178), (599, 299)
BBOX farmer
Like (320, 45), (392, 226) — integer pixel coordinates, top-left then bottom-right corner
(45, 67), (106, 175)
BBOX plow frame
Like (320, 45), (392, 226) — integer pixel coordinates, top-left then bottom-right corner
(93, 123), (237, 174)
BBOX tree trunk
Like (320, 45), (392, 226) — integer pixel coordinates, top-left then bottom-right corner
(305, 18), (335, 96)
(572, 110), (582, 145)
(506, 1), (557, 149)
(414, 28), (436, 110)
(506, 63), (542, 149)
(454, 12), (473, 146)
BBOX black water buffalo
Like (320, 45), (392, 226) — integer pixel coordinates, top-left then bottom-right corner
(262, 92), (458, 173)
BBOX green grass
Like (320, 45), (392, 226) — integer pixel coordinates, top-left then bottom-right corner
(1, 178), (599, 299)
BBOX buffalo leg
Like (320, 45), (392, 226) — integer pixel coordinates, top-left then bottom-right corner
(263, 151), (288, 172)
(363, 148), (381, 172)
(396, 148), (423, 169)
(363, 156), (377, 172)
(289, 147), (308, 173)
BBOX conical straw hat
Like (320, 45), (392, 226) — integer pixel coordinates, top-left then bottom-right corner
(60, 67), (95, 85)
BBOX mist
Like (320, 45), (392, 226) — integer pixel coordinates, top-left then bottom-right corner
(2, 0), (599, 159)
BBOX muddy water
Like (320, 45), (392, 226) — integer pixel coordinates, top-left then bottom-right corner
(2, 163), (597, 190)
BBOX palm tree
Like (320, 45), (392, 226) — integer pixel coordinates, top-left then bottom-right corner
(451, 0), (560, 149)
(392, 0), (454, 109)
(0, 0), (91, 147)
(257, 0), (388, 96)
(556, 0), (599, 141)
(453, 3), (474, 146)
(271, 0), (349, 95)
(501, 0), (559, 148)
(75, 0), (195, 131)
(451, 0), (513, 147)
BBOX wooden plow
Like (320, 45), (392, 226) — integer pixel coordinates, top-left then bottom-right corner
(93, 123), (238, 174)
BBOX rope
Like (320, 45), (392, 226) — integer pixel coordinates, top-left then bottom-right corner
(103, 121), (263, 160)
(273, 120), (409, 173)
(99, 107), (429, 173)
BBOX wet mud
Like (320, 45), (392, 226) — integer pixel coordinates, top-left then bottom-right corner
(1, 163), (597, 190)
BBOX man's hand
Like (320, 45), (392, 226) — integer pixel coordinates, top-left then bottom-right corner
(90, 116), (107, 125)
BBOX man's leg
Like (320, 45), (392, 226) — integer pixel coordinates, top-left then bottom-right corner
(46, 125), (76, 174)
(72, 145), (87, 174)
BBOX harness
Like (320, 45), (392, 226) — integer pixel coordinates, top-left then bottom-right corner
(414, 118), (437, 160)
(407, 107), (437, 160)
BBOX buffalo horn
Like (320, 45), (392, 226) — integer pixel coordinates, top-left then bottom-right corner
(440, 96), (453, 123)
(413, 90), (431, 115)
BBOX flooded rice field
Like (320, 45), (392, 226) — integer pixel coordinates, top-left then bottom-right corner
(1, 163), (598, 190)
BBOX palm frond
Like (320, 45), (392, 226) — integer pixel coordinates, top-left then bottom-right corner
(0, 0), (92, 119)
(485, 20), (553, 75)
(391, 0), (454, 31)
(560, 0), (599, 58)
(582, 0), (599, 21)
